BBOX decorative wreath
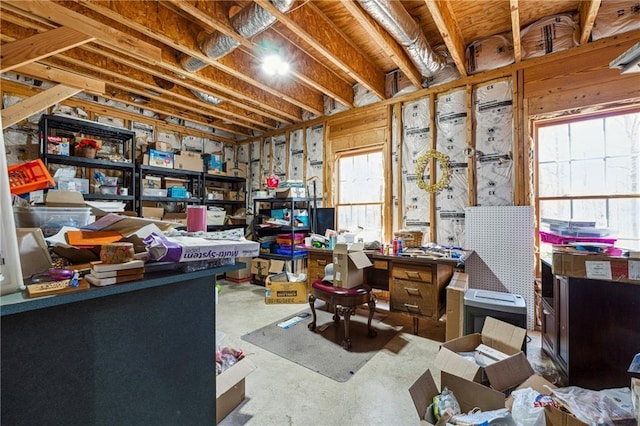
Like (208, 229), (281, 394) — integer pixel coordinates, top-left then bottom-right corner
(415, 149), (451, 193)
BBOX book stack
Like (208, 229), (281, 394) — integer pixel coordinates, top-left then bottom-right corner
(85, 259), (145, 286)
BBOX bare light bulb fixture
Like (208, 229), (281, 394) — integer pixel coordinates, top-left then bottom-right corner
(262, 53), (290, 76)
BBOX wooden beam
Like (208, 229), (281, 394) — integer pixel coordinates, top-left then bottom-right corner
(15, 62), (105, 94)
(256, 0), (386, 99)
(3, 0), (162, 64)
(165, 1), (354, 106)
(71, 0), (322, 116)
(339, 0), (423, 90)
(579, 0), (602, 45)
(0, 18), (294, 128)
(424, 0), (468, 77)
(510, 0), (522, 63)
(2, 84), (80, 129)
(0, 79), (248, 140)
(0, 26), (94, 73)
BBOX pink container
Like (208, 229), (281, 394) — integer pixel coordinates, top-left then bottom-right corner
(187, 205), (207, 232)
(539, 231), (616, 245)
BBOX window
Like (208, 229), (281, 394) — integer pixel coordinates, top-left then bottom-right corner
(536, 110), (640, 249)
(335, 149), (384, 243)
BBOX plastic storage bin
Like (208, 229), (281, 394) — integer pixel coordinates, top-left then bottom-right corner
(8, 159), (56, 195)
(14, 206), (92, 236)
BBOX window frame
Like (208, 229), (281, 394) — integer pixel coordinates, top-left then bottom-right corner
(533, 106), (640, 249)
(334, 147), (385, 241)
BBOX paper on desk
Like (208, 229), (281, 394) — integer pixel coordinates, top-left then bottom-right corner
(82, 213), (176, 234)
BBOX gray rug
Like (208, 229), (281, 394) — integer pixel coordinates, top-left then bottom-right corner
(241, 308), (401, 382)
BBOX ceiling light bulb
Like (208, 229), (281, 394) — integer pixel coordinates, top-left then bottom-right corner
(262, 54), (290, 76)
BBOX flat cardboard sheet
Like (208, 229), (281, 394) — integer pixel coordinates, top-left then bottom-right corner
(16, 228), (52, 279)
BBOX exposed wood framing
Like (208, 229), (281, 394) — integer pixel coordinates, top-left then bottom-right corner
(15, 62), (105, 94)
(256, 0), (386, 100)
(3, 0), (162, 63)
(466, 84), (475, 207)
(510, 0), (522, 63)
(579, 0), (602, 45)
(0, 26), (94, 73)
(429, 93), (437, 241)
(513, 69), (525, 205)
(339, 0), (423, 89)
(2, 84), (81, 129)
(424, 0), (468, 78)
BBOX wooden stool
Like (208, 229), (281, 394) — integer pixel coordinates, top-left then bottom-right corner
(308, 280), (377, 350)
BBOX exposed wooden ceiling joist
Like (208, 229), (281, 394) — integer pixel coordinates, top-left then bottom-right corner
(510, 0), (522, 63)
(0, 26), (94, 73)
(2, 83), (80, 129)
(256, 0), (386, 100)
(579, 0), (602, 45)
(424, 0), (468, 78)
(15, 62), (105, 94)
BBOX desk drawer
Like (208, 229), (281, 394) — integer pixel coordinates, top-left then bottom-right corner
(391, 265), (433, 283)
(390, 278), (435, 317)
(308, 253), (332, 282)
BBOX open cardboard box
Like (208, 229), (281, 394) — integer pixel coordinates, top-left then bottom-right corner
(216, 357), (257, 424)
(409, 370), (505, 426)
(445, 272), (468, 341)
(332, 243), (373, 289)
(264, 260), (308, 304)
(434, 316), (527, 388)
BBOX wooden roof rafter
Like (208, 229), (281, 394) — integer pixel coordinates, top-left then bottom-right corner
(510, 0), (522, 63)
(424, 0), (468, 78)
(579, 0), (602, 45)
(256, 0), (386, 101)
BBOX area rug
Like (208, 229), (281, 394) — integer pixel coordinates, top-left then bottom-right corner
(241, 308), (401, 382)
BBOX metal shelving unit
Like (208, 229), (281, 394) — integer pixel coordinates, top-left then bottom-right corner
(39, 114), (136, 209)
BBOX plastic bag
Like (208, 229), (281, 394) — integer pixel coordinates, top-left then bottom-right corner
(551, 386), (635, 425)
(511, 388), (554, 426)
(451, 407), (515, 425)
(433, 387), (461, 420)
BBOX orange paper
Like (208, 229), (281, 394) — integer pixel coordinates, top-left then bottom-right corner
(66, 230), (123, 247)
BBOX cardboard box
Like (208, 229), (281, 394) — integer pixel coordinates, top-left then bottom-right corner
(142, 176), (162, 189)
(146, 149), (174, 168)
(332, 243), (373, 289)
(225, 161), (247, 178)
(163, 177), (188, 189)
(434, 316), (527, 387)
(275, 187), (306, 198)
(45, 190), (86, 207)
(204, 153), (224, 173)
(216, 357), (257, 424)
(251, 258), (270, 276)
(552, 252), (640, 284)
(207, 209), (226, 226)
(227, 190), (245, 202)
(47, 136), (71, 156)
(147, 141), (172, 152)
(226, 257), (252, 282)
(174, 151), (203, 172)
(409, 370), (505, 426)
(57, 178), (89, 194)
(445, 272), (468, 341)
(265, 275), (308, 304)
(142, 207), (164, 220)
(162, 212), (187, 226)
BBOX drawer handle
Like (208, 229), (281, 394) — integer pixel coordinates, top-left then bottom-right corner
(404, 303), (421, 314)
(317, 259), (327, 266)
(405, 271), (421, 279)
(404, 287), (421, 296)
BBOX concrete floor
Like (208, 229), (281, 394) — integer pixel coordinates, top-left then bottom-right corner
(215, 280), (550, 426)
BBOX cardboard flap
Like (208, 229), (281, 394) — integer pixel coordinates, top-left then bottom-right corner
(481, 317), (527, 355)
(45, 190), (86, 207)
(408, 369), (439, 421)
(269, 260), (286, 274)
(442, 371), (505, 412)
(348, 250), (373, 269)
(484, 351), (534, 393)
(434, 347), (481, 383)
(216, 357), (257, 398)
(505, 374), (556, 410)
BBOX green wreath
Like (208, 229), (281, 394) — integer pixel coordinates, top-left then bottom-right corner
(415, 150), (451, 193)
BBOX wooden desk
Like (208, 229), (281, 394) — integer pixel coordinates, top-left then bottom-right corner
(1, 263), (241, 426)
(307, 248), (457, 333)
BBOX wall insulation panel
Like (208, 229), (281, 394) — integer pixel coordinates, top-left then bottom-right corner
(402, 98), (431, 231)
(272, 134), (287, 180)
(306, 125), (324, 205)
(288, 129), (304, 181)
